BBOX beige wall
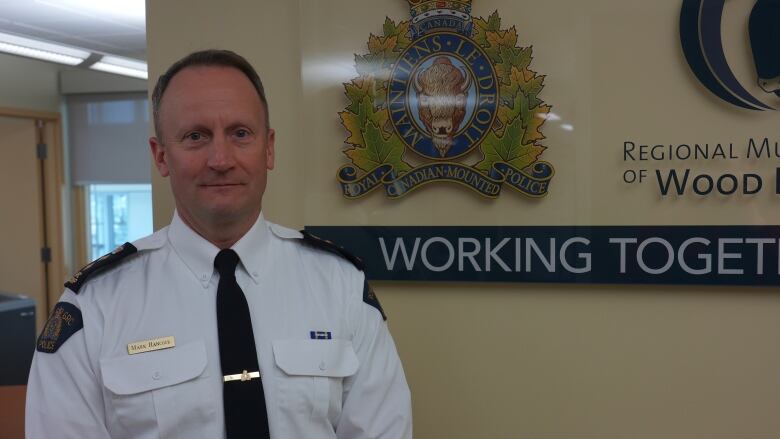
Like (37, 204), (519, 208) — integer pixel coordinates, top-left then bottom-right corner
(0, 53), (62, 112)
(146, 1), (780, 438)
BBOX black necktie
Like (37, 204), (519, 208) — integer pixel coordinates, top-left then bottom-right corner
(214, 249), (270, 438)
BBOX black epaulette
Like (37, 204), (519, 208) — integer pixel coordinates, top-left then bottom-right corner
(65, 243), (137, 293)
(363, 279), (386, 321)
(299, 230), (365, 271)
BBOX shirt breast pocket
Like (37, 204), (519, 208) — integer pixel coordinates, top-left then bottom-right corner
(100, 340), (217, 438)
(272, 339), (359, 422)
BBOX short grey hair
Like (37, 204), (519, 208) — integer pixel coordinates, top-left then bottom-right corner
(151, 49), (269, 138)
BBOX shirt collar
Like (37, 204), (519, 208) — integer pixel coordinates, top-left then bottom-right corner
(167, 211), (269, 287)
(231, 212), (269, 285)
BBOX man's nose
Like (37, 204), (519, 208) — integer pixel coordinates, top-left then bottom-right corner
(207, 134), (236, 171)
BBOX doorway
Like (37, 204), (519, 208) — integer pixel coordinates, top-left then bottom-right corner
(0, 108), (65, 332)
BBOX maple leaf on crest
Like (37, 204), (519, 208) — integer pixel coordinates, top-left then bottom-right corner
(472, 11), (501, 46)
(522, 102), (551, 145)
(339, 95), (388, 147)
(344, 121), (411, 174)
(484, 27), (518, 64)
(344, 78), (372, 114)
(475, 115), (545, 173)
(383, 17), (411, 49)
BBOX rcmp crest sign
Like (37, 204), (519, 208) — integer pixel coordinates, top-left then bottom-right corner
(337, 0), (555, 199)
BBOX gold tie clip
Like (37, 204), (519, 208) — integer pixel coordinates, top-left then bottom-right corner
(223, 370), (261, 382)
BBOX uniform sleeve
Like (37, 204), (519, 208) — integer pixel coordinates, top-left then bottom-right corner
(336, 272), (412, 439)
(25, 290), (110, 439)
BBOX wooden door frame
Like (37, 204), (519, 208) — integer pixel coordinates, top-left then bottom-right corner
(71, 185), (88, 269)
(0, 106), (66, 322)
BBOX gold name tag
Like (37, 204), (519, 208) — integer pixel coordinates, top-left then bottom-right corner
(127, 336), (175, 355)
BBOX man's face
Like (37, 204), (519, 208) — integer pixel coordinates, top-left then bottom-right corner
(150, 66), (274, 230)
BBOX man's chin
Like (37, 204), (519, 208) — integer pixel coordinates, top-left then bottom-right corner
(204, 205), (244, 218)
(200, 184), (245, 194)
(201, 202), (259, 223)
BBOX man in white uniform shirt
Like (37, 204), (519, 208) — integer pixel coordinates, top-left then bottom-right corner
(25, 49), (412, 439)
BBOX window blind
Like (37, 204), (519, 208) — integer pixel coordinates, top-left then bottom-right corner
(68, 92), (151, 184)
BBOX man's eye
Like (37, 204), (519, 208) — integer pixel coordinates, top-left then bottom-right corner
(235, 129), (250, 138)
(185, 132), (203, 141)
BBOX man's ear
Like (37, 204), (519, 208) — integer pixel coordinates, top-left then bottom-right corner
(149, 137), (169, 177)
(266, 128), (275, 171)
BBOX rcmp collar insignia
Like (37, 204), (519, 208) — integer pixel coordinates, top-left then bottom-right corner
(37, 302), (83, 353)
(337, 0), (555, 199)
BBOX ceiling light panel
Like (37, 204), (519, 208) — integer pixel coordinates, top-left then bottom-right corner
(90, 55), (148, 79)
(0, 31), (90, 65)
(35, 0), (145, 21)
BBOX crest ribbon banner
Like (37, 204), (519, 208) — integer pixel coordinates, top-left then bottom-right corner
(338, 160), (554, 198)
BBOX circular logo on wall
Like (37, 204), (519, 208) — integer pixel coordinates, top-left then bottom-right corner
(680, 0), (780, 111)
(388, 32), (498, 160)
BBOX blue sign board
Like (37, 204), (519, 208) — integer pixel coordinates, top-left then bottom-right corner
(304, 226), (780, 285)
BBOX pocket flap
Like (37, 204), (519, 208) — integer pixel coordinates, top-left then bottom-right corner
(101, 341), (207, 395)
(272, 339), (358, 378)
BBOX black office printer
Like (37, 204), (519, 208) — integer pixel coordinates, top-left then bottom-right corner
(0, 293), (36, 385)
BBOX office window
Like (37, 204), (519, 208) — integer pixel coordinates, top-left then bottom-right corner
(87, 184), (152, 260)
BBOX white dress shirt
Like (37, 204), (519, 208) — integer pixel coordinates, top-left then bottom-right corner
(26, 212), (412, 438)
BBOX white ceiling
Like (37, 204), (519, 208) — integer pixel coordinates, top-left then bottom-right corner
(0, 0), (146, 60)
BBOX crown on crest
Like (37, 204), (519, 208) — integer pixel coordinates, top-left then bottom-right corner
(407, 0), (473, 38)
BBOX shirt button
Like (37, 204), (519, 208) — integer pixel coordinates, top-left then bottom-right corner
(319, 361), (326, 371)
(153, 371), (161, 380)
(252, 271), (259, 277)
